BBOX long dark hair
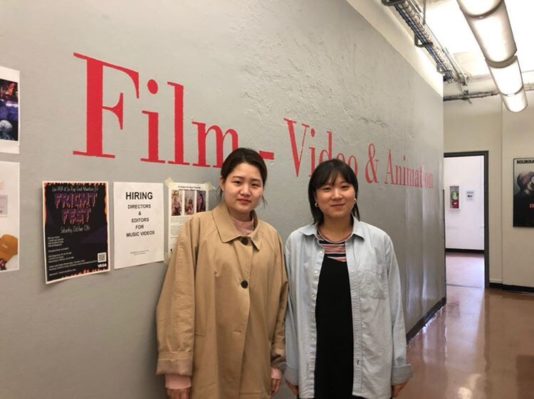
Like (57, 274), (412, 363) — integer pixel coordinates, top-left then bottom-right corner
(308, 159), (360, 225)
(218, 147), (268, 198)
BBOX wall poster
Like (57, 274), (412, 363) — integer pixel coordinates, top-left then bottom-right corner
(513, 158), (534, 227)
(0, 66), (20, 154)
(167, 182), (209, 256)
(466, 190), (475, 201)
(113, 182), (164, 269)
(42, 181), (110, 283)
(450, 185), (460, 209)
(0, 161), (19, 273)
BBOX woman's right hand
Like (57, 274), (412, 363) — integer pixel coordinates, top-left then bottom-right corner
(166, 387), (191, 399)
(285, 379), (299, 397)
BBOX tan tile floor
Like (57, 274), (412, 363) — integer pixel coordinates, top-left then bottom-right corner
(445, 252), (485, 289)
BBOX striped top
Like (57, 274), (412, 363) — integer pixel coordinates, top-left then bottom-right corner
(317, 232), (349, 263)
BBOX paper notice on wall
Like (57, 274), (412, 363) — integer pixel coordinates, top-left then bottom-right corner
(113, 182), (164, 269)
(0, 161), (19, 273)
(0, 66), (20, 154)
(167, 182), (209, 256)
(466, 190), (474, 201)
(42, 181), (110, 284)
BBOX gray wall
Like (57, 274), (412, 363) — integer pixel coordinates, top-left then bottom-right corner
(0, 1), (445, 398)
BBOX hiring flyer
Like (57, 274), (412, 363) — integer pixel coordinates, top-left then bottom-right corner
(42, 181), (109, 284)
(113, 182), (164, 269)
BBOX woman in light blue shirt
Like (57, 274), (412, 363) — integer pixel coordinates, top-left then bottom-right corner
(284, 159), (412, 399)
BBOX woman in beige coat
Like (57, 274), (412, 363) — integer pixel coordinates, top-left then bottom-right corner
(157, 148), (288, 399)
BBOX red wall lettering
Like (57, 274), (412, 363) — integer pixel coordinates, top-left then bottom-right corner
(284, 118), (359, 177)
(73, 52), (433, 188)
(166, 82), (189, 166)
(73, 52), (239, 167)
(73, 52), (140, 158)
(192, 122), (239, 168)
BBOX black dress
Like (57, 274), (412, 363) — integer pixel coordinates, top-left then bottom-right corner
(314, 255), (358, 399)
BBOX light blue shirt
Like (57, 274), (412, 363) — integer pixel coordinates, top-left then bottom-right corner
(284, 219), (412, 399)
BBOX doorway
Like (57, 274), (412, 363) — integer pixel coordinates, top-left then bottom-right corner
(444, 151), (489, 288)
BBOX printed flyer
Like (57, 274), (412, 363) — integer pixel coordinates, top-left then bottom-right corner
(167, 182), (209, 256)
(0, 66), (20, 154)
(113, 182), (164, 268)
(42, 181), (109, 283)
(0, 161), (19, 273)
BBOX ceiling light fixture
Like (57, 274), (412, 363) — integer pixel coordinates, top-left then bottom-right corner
(456, 0), (500, 16)
(459, 0), (516, 63)
(457, 0), (527, 112)
(488, 57), (523, 95)
(502, 89), (527, 113)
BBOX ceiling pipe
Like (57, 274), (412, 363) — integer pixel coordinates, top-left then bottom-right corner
(444, 82), (534, 102)
(382, 0), (467, 85)
(444, 90), (498, 101)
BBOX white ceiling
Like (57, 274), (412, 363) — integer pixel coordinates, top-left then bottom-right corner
(413, 0), (534, 94)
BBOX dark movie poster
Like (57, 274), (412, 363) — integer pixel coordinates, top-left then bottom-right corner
(513, 158), (534, 227)
(43, 182), (109, 283)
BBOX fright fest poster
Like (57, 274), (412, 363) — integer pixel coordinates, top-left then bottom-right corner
(43, 182), (109, 284)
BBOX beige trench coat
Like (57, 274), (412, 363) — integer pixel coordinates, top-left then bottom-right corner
(157, 203), (288, 399)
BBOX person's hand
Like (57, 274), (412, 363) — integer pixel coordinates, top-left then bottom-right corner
(271, 367), (282, 395)
(392, 382), (407, 397)
(285, 379), (299, 397)
(271, 375), (281, 394)
(166, 387), (191, 399)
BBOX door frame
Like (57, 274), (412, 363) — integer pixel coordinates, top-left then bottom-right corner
(444, 151), (489, 288)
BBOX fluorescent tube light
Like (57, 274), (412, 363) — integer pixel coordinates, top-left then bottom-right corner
(458, 0), (527, 111)
(457, 0), (501, 17)
(463, 1), (516, 63)
(502, 89), (527, 113)
(488, 57), (523, 95)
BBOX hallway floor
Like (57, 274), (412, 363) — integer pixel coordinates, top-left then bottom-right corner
(445, 252), (484, 289)
(398, 253), (534, 399)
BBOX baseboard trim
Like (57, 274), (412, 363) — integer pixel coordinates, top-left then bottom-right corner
(445, 248), (484, 254)
(406, 297), (446, 341)
(489, 283), (534, 293)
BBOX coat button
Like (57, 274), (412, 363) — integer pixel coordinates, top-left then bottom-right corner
(241, 280), (249, 289)
(240, 237), (249, 245)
